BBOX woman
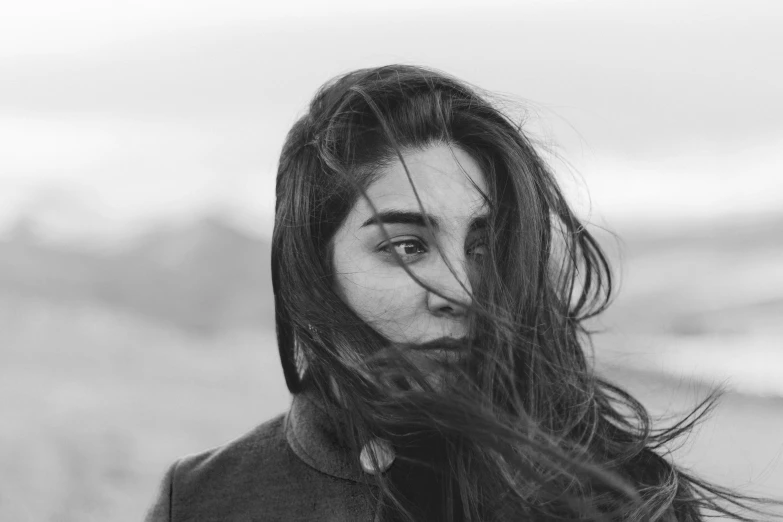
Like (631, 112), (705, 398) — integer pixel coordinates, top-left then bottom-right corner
(145, 65), (774, 521)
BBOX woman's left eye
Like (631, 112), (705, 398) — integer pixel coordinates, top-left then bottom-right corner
(467, 242), (488, 258)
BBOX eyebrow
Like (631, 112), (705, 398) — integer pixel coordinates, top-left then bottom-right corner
(360, 210), (489, 232)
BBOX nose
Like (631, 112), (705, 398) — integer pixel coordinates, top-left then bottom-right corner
(425, 250), (474, 317)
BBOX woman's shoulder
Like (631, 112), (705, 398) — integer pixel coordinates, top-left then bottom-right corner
(145, 399), (378, 521)
(175, 412), (289, 483)
(146, 412), (307, 522)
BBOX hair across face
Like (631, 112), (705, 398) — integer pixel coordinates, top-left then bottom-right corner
(272, 65), (577, 394)
(331, 143), (489, 346)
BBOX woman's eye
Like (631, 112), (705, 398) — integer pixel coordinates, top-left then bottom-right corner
(380, 239), (427, 259)
(468, 242), (488, 258)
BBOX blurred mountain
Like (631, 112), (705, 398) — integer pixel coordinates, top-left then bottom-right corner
(591, 211), (783, 339)
(0, 214), (274, 335)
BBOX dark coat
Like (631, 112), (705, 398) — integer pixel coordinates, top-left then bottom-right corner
(144, 389), (382, 521)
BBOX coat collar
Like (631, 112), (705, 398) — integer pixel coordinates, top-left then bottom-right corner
(284, 387), (376, 484)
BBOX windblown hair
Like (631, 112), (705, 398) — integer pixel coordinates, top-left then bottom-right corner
(271, 65), (775, 521)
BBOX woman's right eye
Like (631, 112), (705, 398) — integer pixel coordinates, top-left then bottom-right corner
(379, 239), (427, 260)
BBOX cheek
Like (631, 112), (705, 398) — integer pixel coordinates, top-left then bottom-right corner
(335, 266), (426, 332)
(339, 269), (416, 314)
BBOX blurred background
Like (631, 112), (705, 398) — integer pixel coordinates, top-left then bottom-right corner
(0, 1), (781, 520)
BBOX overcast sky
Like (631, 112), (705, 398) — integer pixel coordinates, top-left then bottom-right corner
(1, 0), (781, 242)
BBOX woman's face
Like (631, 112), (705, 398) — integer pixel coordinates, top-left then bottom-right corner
(331, 143), (489, 346)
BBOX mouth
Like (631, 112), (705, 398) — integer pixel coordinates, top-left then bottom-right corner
(410, 337), (471, 365)
(414, 336), (470, 352)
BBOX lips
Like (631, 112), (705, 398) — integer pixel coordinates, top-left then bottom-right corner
(413, 336), (470, 352)
(415, 338), (470, 366)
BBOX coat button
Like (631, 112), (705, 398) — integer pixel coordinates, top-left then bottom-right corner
(359, 438), (395, 474)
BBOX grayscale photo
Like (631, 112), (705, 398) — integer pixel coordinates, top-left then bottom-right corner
(1, 1), (781, 521)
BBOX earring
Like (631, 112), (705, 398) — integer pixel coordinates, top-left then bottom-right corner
(293, 338), (308, 380)
(359, 438), (396, 474)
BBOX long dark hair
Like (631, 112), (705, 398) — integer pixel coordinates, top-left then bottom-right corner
(271, 64), (776, 521)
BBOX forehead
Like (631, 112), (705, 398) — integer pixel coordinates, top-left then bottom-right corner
(362, 144), (489, 220)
